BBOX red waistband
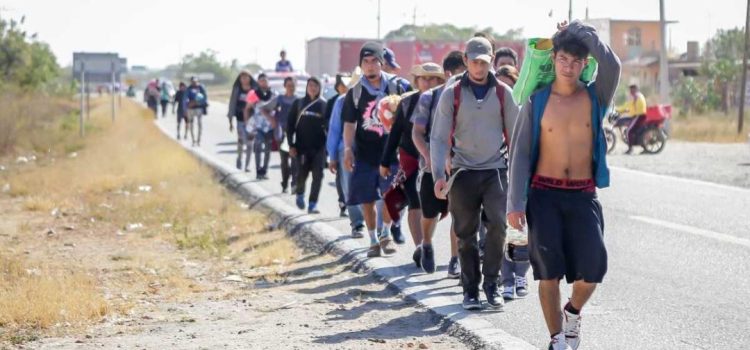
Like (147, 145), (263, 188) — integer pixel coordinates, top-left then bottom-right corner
(531, 175), (595, 192)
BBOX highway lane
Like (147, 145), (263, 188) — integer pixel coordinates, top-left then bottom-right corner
(154, 100), (749, 349)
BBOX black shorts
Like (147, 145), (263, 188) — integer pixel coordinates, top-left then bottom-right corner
(404, 172), (421, 210)
(526, 188), (607, 284)
(418, 172), (448, 219)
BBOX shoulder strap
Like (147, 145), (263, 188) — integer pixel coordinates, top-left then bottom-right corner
(495, 79), (509, 147)
(387, 75), (400, 95)
(352, 82), (362, 107)
(450, 82), (462, 145)
(399, 90), (419, 115)
(295, 98), (320, 128)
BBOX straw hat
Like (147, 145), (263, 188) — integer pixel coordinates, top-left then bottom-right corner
(410, 62), (444, 79)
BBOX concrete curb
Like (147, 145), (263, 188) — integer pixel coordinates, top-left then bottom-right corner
(153, 119), (537, 350)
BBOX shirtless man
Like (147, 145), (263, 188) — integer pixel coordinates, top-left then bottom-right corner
(507, 21), (621, 350)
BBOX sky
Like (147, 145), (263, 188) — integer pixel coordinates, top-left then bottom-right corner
(1, 0), (746, 70)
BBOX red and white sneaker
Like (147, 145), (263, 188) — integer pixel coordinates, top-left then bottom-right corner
(563, 309), (582, 350)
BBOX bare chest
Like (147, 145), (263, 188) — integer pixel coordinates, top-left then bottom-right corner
(540, 92), (593, 141)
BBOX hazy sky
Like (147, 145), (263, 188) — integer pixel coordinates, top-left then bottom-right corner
(1, 0), (746, 70)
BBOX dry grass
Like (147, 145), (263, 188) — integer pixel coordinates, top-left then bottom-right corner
(0, 96), (299, 344)
(4, 98), (268, 255)
(0, 254), (108, 342)
(671, 111), (750, 143)
(0, 88), (81, 156)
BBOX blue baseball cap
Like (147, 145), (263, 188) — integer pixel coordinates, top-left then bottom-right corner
(383, 48), (400, 69)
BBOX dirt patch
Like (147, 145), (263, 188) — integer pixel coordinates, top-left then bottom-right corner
(0, 98), (467, 349)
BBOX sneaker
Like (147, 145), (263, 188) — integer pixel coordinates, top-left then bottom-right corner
(548, 333), (572, 350)
(351, 225), (365, 239)
(390, 224), (405, 244)
(308, 202), (320, 214)
(420, 244), (436, 274)
(515, 276), (528, 298)
(462, 293), (482, 311)
(446, 257), (460, 279)
(482, 282), (504, 309)
(236, 157), (242, 170)
(379, 236), (397, 255)
(366, 244), (381, 258)
(244, 167), (250, 173)
(563, 308), (582, 350)
(295, 195), (305, 210)
(502, 285), (514, 301)
(412, 246), (422, 268)
(339, 204), (348, 217)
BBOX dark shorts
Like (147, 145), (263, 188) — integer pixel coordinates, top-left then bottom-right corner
(526, 187), (607, 284)
(403, 171), (421, 210)
(347, 160), (397, 206)
(418, 172), (448, 219)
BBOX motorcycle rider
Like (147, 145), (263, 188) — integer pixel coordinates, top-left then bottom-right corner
(615, 84), (647, 154)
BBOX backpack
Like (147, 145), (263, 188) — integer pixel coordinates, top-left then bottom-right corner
(423, 84), (444, 142)
(450, 76), (510, 149)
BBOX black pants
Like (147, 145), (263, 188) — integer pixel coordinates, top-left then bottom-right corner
(280, 150), (298, 189)
(296, 148), (326, 203)
(448, 169), (508, 296)
(160, 100), (169, 117)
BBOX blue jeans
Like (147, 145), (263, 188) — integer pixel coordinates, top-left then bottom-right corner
(500, 254), (531, 288)
(254, 130), (273, 175)
(338, 148), (364, 229)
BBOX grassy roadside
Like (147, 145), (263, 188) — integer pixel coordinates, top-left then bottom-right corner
(0, 96), (297, 345)
(670, 111), (749, 143)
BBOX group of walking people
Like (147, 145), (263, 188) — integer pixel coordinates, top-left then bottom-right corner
(214, 20), (621, 350)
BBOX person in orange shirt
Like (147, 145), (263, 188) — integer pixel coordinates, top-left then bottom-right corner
(616, 84), (647, 154)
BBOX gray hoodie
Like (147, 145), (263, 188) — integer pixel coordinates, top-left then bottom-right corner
(429, 73), (519, 181)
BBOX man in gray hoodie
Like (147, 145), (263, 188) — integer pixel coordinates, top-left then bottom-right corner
(430, 37), (519, 311)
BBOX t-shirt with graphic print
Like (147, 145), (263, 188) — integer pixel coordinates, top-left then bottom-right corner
(342, 82), (402, 166)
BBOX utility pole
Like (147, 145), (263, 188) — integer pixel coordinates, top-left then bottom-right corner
(79, 63), (85, 137)
(739, 0), (749, 133)
(568, 0), (573, 22)
(111, 61), (116, 122)
(412, 5), (416, 27)
(377, 0), (382, 41)
(658, 0), (671, 103)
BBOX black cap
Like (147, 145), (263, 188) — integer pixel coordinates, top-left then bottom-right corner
(360, 41), (384, 66)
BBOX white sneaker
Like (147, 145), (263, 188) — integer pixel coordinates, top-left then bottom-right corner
(563, 309), (582, 350)
(548, 333), (572, 350)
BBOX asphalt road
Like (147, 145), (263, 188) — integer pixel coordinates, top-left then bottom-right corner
(154, 101), (750, 350)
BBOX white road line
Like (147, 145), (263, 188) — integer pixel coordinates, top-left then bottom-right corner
(631, 215), (750, 249)
(611, 166), (750, 194)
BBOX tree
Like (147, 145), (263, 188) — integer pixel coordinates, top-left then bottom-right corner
(702, 27), (745, 113)
(384, 23), (523, 42)
(178, 49), (232, 85)
(0, 15), (59, 90)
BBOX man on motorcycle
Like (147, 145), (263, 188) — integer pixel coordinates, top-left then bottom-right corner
(616, 84), (647, 154)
